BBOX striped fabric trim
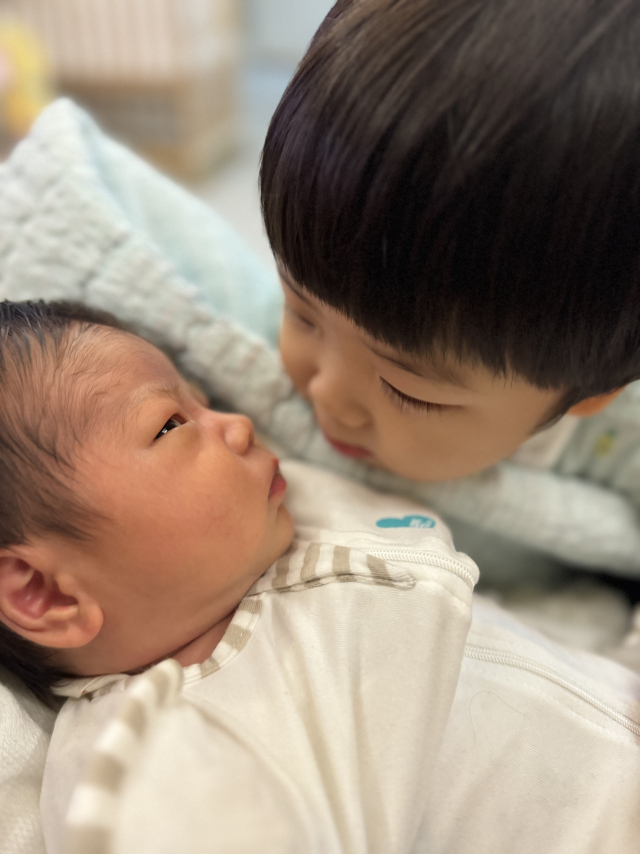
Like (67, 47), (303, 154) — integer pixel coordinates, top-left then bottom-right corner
(55, 541), (413, 700)
(249, 541), (416, 596)
(196, 597), (262, 680)
(63, 659), (184, 854)
(54, 597), (264, 698)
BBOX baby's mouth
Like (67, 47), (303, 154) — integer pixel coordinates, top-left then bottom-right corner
(269, 465), (287, 499)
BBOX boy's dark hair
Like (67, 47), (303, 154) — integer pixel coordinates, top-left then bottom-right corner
(0, 300), (123, 704)
(261, 0), (640, 406)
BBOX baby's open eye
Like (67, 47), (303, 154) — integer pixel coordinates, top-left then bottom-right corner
(155, 416), (184, 440)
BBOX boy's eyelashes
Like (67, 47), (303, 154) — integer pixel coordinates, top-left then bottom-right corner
(154, 414), (185, 441)
(380, 378), (445, 414)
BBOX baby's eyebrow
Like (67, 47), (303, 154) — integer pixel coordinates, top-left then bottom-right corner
(129, 382), (183, 408)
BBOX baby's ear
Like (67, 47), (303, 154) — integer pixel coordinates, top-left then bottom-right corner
(0, 546), (103, 649)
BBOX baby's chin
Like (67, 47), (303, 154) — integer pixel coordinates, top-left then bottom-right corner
(267, 502), (295, 563)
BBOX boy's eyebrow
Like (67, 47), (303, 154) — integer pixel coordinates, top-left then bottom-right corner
(278, 263), (471, 390)
(278, 268), (313, 305)
(366, 346), (472, 390)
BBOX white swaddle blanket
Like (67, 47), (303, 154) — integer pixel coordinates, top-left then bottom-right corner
(39, 462), (640, 854)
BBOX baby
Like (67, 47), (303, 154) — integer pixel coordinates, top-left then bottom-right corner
(0, 299), (296, 698)
(0, 301), (638, 854)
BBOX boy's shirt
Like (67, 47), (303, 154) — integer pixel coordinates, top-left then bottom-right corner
(509, 412), (580, 469)
(41, 462), (640, 854)
(555, 381), (640, 505)
(4, 97), (640, 579)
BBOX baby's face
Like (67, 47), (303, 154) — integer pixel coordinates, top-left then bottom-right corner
(70, 331), (292, 672)
(279, 268), (565, 481)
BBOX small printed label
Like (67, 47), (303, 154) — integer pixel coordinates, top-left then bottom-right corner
(594, 429), (618, 458)
(376, 515), (436, 529)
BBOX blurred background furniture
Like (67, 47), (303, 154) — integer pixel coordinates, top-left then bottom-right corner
(0, 0), (334, 260)
(1, 0), (241, 180)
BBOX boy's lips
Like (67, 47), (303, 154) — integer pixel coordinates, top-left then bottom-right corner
(324, 434), (372, 459)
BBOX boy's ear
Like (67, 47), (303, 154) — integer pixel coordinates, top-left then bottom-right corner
(567, 388), (625, 418)
(0, 546), (103, 649)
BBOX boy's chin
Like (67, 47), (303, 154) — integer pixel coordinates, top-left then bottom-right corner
(366, 453), (495, 483)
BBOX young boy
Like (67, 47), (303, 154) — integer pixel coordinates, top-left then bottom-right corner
(252, 0), (640, 582)
(261, 0), (640, 470)
(0, 302), (634, 853)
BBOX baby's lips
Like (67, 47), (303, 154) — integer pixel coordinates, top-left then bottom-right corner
(269, 464), (287, 499)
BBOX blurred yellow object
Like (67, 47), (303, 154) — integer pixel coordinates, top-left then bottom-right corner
(0, 18), (53, 139)
(0, 1), (239, 178)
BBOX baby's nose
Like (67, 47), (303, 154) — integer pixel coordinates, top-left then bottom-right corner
(223, 414), (255, 455)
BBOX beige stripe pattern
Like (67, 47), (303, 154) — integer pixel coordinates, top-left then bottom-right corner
(198, 596), (262, 680)
(249, 540), (416, 596)
(273, 551), (293, 589)
(63, 658), (184, 854)
(55, 542), (410, 699)
(300, 541), (322, 581)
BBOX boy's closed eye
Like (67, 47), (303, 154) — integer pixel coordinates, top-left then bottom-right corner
(379, 379), (446, 414)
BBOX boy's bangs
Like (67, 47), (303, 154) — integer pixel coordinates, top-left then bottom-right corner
(261, 0), (640, 396)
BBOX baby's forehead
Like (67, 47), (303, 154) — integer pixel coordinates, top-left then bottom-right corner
(95, 327), (179, 383)
(59, 328), (180, 422)
(76, 327), (175, 377)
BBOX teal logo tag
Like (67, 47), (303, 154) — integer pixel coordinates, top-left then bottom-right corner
(376, 515), (436, 529)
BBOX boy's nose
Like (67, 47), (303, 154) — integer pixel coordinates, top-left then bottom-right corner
(307, 370), (369, 430)
(220, 413), (255, 455)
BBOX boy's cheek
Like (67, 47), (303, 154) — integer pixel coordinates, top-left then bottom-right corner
(279, 332), (311, 397)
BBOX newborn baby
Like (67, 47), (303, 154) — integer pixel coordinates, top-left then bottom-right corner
(0, 301), (637, 854)
(0, 300), (294, 692)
